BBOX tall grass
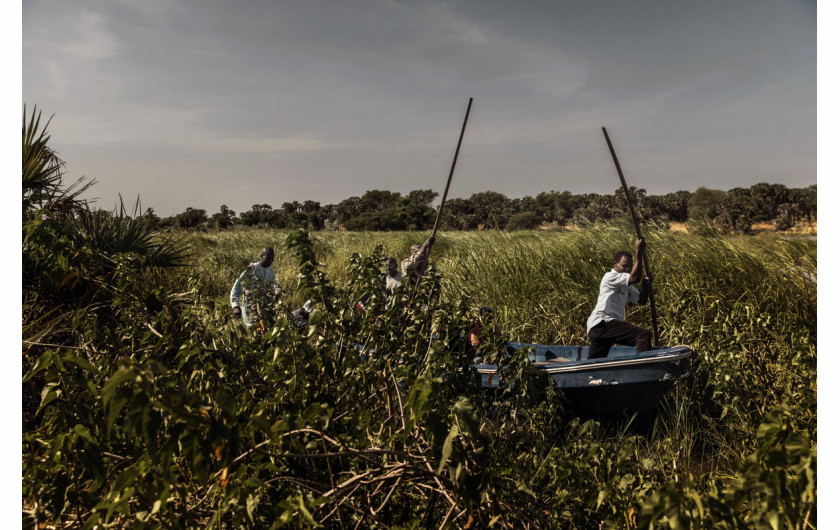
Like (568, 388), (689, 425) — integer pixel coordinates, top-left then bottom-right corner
(181, 225), (816, 453)
(184, 226), (815, 342)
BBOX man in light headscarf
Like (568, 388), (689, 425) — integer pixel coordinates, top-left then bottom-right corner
(230, 246), (281, 327)
(400, 235), (435, 288)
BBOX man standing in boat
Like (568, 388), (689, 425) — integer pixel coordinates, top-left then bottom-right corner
(401, 235), (435, 288)
(586, 238), (651, 359)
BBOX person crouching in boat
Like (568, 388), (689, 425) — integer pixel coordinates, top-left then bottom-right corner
(469, 306), (502, 363)
(585, 238), (651, 359)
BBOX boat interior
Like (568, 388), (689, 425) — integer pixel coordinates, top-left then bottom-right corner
(505, 342), (665, 362)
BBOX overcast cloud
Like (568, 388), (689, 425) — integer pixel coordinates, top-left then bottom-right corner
(23, 0), (816, 216)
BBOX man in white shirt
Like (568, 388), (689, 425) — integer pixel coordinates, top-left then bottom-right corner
(384, 257), (402, 294)
(230, 247), (280, 327)
(585, 238), (651, 359)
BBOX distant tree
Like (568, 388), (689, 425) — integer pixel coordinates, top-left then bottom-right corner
(395, 200), (435, 230)
(716, 188), (758, 234)
(335, 196), (363, 223)
(506, 211), (542, 230)
(440, 197), (478, 230)
(340, 189), (438, 231)
(399, 190), (438, 230)
(407, 189), (438, 206)
(281, 201), (300, 215)
(281, 201), (308, 228)
(240, 204), (274, 227)
(687, 187), (726, 221)
(175, 207), (208, 229)
(654, 190), (691, 222)
(749, 183), (790, 222)
(469, 191), (515, 229)
(515, 195), (534, 213)
(302, 200), (324, 230)
(360, 190), (402, 212)
(792, 185), (817, 223)
(141, 207), (161, 229)
(209, 204), (236, 230)
(613, 186), (662, 223)
(344, 209), (406, 231)
(613, 186), (645, 208)
(773, 208), (795, 231)
(319, 203), (339, 228)
(574, 193), (619, 223)
(533, 190), (581, 225)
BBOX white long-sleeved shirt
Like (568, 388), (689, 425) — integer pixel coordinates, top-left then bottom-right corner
(230, 262), (278, 327)
(586, 269), (640, 333)
(385, 271), (402, 294)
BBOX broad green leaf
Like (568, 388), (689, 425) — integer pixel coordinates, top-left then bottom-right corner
(102, 367), (139, 404)
(73, 424), (93, 442)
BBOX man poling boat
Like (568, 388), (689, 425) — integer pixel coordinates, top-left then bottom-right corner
(404, 97), (473, 291)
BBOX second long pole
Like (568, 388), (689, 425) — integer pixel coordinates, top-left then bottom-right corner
(602, 126), (660, 347)
(431, 97), (473, 238)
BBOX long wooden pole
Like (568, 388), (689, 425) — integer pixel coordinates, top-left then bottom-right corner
(601, 126), (660, 347)
(431, 97), (473, 238)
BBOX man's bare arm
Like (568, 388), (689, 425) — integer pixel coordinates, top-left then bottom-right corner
(629, 238), (645, 284)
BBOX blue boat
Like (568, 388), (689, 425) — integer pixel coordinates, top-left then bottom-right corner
(473, 343), (693, 389)
(473, 343), (693, 423)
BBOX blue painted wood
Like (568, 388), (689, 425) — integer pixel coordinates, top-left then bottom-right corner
(474, 344), (693, 390)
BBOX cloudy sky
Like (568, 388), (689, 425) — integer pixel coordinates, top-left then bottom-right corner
(23, 0), (815, 216)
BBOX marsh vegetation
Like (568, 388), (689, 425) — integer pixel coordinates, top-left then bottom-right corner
(23, 110), (816, 528)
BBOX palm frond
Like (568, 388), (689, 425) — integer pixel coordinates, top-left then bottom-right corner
(22, 104), (95, 216)
(73, 197), (191, 270)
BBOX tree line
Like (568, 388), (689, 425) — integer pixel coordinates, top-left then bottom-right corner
(143, 183), (816, 234)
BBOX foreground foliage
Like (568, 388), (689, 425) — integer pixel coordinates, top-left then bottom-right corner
(22, 110), (816, 527)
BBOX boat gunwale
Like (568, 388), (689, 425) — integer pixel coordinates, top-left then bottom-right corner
(473, 345), (693, 375)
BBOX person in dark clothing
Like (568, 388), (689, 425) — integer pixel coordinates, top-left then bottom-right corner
(585, 238), (651, 359)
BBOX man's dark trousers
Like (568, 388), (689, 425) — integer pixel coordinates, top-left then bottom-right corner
(587, 320), (651, 359)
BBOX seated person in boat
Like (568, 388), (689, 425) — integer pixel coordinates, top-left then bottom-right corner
(585, 238), (651, 359)
(469, 306), (502, 363)
(289, 300), (312, 333)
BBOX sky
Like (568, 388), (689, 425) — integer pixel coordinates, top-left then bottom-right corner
(21, 0), (816, 217)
